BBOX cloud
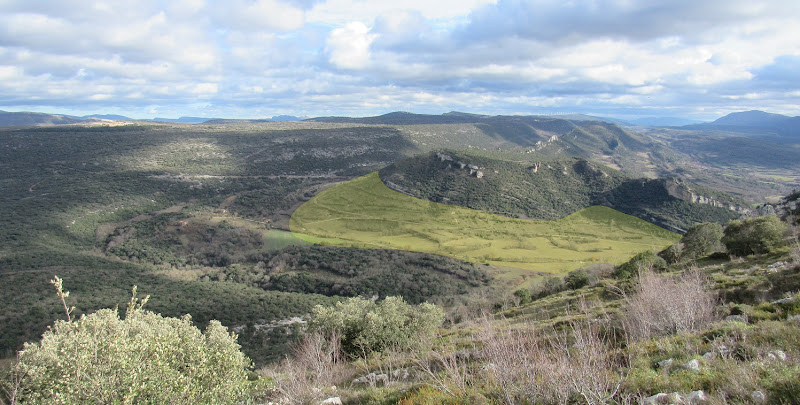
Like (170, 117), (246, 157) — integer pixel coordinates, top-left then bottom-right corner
(459, 0), (797, 43)
(212, 0), (307, 32)
(306, 0), (497, 24)
(752, 55), (800, 88)
(325, 22), (376, 69)
(0, 0), (799, 120)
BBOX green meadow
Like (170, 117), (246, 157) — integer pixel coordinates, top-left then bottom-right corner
(290, 173), (680, 273)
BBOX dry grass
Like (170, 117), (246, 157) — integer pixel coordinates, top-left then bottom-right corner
(790, 233), (800, 265)
(622, 268), (717, 341)
(414, 349), (474, 398)
(477, 314), (624, 404)
(262, 332), (353, 404)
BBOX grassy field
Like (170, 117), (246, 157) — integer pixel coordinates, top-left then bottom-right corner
(290, 173), (680, 273)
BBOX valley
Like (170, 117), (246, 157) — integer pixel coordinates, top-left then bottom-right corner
(1, 111), (798, 371)
(4, 1), (800, 401)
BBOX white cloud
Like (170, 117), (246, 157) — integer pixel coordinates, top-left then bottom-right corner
(325, 22), (375, 69)
(0, 0), (799, 119)
(213, 0), (306, 32)
(307, 0), (496, 24)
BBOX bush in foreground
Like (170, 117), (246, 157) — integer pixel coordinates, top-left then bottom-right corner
(623, 269), (717, 340)
(307, 296), (444, 357)
(8, 279), (251, 404)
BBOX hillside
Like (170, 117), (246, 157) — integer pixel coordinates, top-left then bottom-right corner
(0, 122), (427, 364)
(0, 111), (89, 126)
(290, 172), (679, 273)
(259, 218), (800, 404)
(379, 151), (747, 232)
(0, 114), (795, 368)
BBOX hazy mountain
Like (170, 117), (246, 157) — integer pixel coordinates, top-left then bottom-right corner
(82, 114), (133, 120)
(682, 110), (800, 142)
(0, 111), (88, 126)
(308, 111), (626, 126)
(712, 110), (796, 127)
(150, 116), (215, 124)
(202, 115), (306, 124)
(537, 113), (627, 125)
(308, 111), (484, 125)
(627, 117), (705, 127)
(269, 115), (305, 121)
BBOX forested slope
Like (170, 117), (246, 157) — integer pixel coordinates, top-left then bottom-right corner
(379, 151), (747, 232)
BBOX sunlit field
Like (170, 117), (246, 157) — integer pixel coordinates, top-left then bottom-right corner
(291, 173), (680, 272)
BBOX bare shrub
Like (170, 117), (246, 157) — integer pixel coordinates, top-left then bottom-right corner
(414, 349), (474, 398)
(1, 358), (23, 405)
(266, 331), (351, 404)
(561, 320), (624, 404)
(478, 316), (623, 404)
(789, 231), (800, 265)
(622, 268), (717, 341)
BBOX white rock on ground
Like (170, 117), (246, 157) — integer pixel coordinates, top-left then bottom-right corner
(685, 390), (707, 404)
(644, 393), (669, 404)
(751, 390), (766, 403)
(657, 358), (674, 368)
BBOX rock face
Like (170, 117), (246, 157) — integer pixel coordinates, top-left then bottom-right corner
(436, 152), (453, 162)
(663, 178), (750, 214)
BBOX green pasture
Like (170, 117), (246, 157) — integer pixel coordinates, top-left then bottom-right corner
(290, 173), (680, 273)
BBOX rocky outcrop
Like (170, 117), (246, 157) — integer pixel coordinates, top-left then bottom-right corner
(434, 152), (485, 179)
(663, 178), (750, 214)
(436, 152), (453, 162)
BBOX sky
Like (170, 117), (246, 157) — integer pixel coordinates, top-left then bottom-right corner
(1, 0), (799, 120)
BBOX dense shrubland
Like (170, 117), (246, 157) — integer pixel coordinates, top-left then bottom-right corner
(214, 245), (490, 303)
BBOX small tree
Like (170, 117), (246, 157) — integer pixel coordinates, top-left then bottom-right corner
(564, 269), (593, 290)
(659, 241), (684, 264)
(682, 222), (724, 260)
(722, 215), (787, 256)
(512, 288), (532, 305)
(9, 278), (251, 404)
(615, 251), (667, 279)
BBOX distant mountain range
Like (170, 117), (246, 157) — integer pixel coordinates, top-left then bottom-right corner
(682, 110), (800, 142)
(0, 111), (307, 126)
(2, 108), (797, 141)
(626, 117), (705, 127)
(307, 111), (630, 125)
(0, 111), (88, 126)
